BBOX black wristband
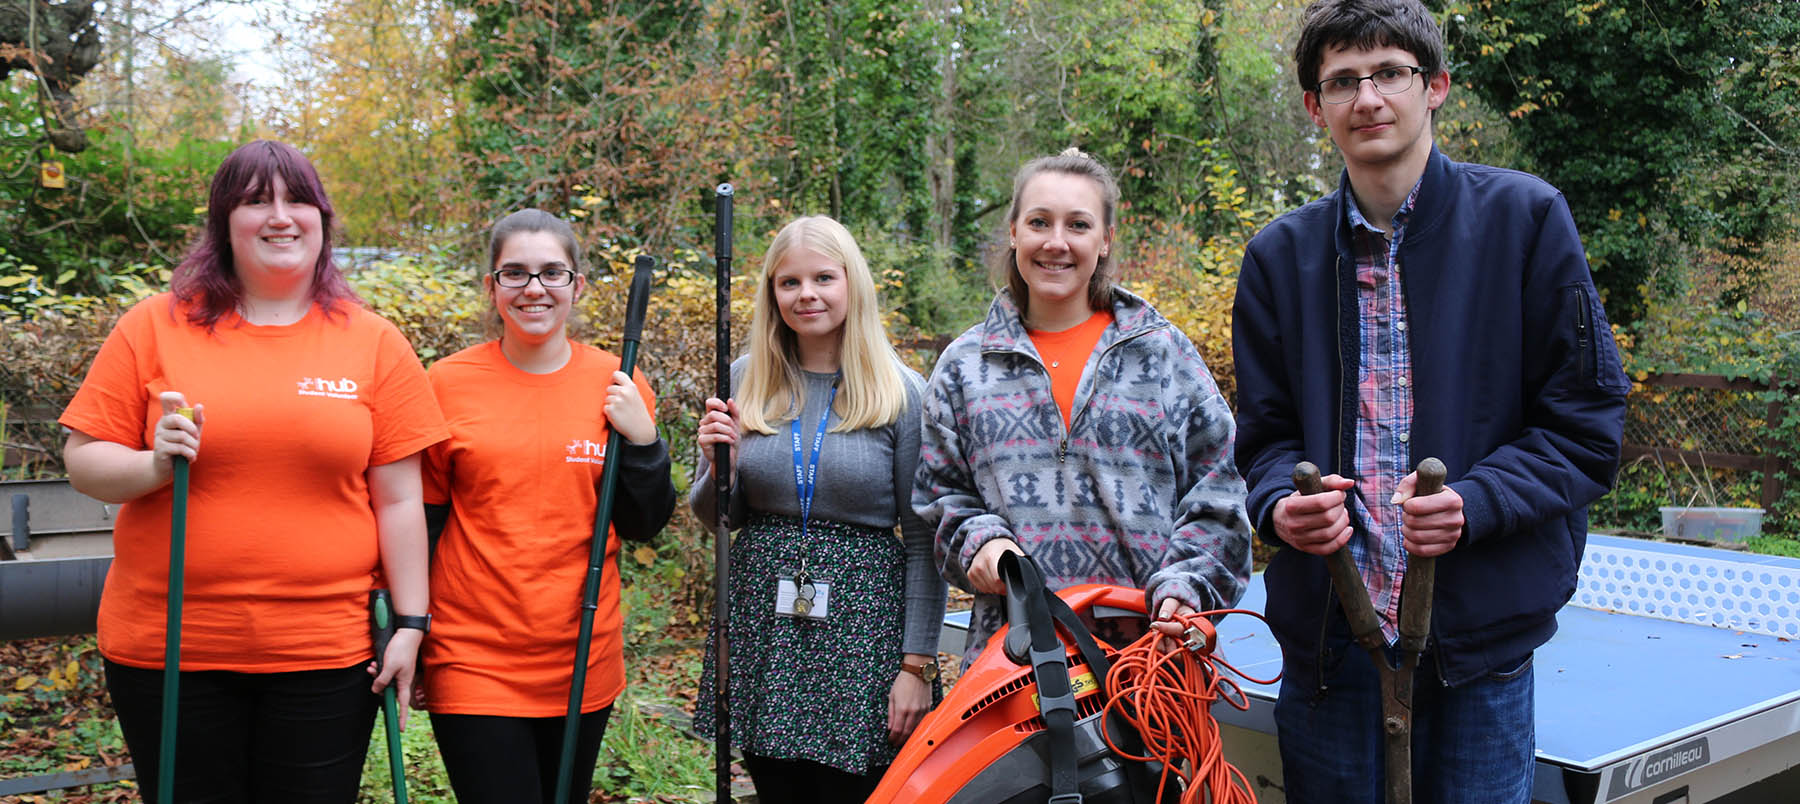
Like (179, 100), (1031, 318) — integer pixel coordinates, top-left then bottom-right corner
(393, 614), (431, 634)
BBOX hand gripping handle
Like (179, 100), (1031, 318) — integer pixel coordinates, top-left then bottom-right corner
(1397, 457), (1447, 654)
(1293, 461), (1386, 654)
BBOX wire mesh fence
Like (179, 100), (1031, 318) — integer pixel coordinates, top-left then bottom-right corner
(1620, 373), (1786, 511)
(1624, 382), (1771, 458)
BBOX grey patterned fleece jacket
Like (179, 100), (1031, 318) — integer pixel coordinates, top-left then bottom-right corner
(914, 287), (1253, 662)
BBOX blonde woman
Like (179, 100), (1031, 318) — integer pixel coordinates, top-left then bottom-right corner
(692, 216), (946, 802)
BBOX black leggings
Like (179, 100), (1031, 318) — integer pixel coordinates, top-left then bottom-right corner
(743, 752), (888, 804)
(103, 660), (378, 804)
(430, 708), (613, 804)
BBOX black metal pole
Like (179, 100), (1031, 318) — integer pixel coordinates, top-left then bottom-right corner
(711, 183), (734, 804)
(553, 255), (656, 804)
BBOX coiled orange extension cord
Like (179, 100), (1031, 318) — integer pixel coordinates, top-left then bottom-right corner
(1101, 609), (1280, 804)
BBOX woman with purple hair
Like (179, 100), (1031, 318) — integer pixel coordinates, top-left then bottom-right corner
(60, 140), (447, 802)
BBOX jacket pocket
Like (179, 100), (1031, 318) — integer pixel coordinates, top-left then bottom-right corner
(1563, 283), (1629, 392)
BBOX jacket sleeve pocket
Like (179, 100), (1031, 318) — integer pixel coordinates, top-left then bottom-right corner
(1563, 282), (1630, 393)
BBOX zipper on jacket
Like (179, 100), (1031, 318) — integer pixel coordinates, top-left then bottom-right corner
(1325, 253), (1354, 686)
(1315, 568), (1337, 696)
(1573, 285), (1594, 386)
(1333, 256), (1346, 479)
(1574, 286), (1591, 349)
(1060, 323), (1165, 464)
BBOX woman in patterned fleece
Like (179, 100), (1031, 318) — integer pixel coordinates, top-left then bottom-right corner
(914, 149), (1254, 664)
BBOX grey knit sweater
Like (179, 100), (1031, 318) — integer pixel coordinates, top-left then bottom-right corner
(690, 359), (946, 657)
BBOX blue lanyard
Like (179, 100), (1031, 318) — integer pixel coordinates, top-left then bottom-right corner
(790, 379), (839, 541)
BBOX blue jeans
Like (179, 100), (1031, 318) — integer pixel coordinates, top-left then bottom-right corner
(1274, 645), (1535, 804)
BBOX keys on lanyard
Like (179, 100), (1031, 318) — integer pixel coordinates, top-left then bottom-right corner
(794, 567), (816, 616)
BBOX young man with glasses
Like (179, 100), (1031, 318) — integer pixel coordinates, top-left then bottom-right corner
(1231, 1), (1629, 801)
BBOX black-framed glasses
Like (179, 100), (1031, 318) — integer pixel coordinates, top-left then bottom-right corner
(1314, 66), (1426, 104)
(492, 267), (577, 288)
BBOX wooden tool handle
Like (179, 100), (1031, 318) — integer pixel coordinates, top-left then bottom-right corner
(1397, 457), (1447, 653)
(1292, 462), (1386, 651)
(1414, 456), (1446, 497)
(1292, 461), (1325, 495)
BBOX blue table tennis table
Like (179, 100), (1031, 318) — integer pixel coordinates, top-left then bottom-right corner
(940, 534), (1800, 803)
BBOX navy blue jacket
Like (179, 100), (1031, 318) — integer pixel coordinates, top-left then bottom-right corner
(1232, 148), (1630, 687)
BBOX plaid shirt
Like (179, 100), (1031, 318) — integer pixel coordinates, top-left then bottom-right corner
(1344, 182), (1421, 643)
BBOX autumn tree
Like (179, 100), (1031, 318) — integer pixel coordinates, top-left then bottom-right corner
(268, 0), (462, 248)
(453, 0), (776, 254)
(2, 0), (242, 298)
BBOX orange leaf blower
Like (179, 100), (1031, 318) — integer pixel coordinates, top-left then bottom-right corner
(871, 553), (1271, 803)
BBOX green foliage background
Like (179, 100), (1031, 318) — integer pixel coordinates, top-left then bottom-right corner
(2, 3), (1799, 797)
(4, 0), (1797, 543)
(1449, 0), (1800, 324)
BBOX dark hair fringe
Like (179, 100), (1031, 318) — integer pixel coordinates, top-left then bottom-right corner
(170, 140), (357, 329)
(1293, 0), (1445, 93)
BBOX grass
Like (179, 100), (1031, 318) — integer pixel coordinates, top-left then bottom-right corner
(355, 688), (715, 803)
(357, 709), (453, 803)
(591, 692), (716, 801)
(1747, 534), (1800, 558)
(0, 576), (718, 804)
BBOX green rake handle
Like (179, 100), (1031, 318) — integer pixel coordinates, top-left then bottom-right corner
(158, 407), (192, 804)
(370, 589), (409, 804)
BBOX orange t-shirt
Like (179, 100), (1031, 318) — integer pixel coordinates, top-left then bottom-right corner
(421, 341), (656, 716)
(59, 293), (447, 672)
(1027, 309), (1114, 427)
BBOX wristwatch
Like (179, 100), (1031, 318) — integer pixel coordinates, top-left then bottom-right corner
(901, 658), (939, 683)
(394, 614), (432, 634)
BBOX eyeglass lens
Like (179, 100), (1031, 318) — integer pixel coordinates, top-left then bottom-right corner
(494, 268), (575, 287)
(1318, 67), (1420, 103)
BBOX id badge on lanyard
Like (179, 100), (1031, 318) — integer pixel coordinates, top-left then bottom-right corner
(775, 380), (837, 620)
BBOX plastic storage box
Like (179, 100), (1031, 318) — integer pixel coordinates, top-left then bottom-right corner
(1659, 506), (1765, 544)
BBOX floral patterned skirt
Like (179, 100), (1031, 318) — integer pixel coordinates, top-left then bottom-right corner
(696, 512), (904, 774)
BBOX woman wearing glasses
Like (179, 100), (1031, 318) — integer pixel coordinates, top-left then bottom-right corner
(691, 215), (946, 802)
(418, 208), (676, 803)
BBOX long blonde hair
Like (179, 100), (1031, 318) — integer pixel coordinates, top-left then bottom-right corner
(738, 216), (906, 434)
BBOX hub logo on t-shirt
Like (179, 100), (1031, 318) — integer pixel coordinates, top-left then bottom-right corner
(566, 438), (607, 465)
(296, 377), (360, 400)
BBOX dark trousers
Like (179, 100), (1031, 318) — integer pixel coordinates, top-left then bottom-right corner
(104, 660), (378, 804)
(743, 753), (887, 804)
(430, 708), (613, 804)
